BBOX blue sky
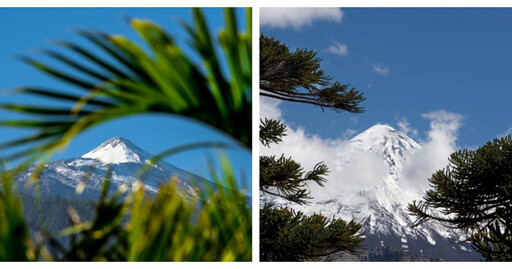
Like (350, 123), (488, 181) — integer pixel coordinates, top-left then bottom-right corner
(0, 8), (251, 191)
(261, 8), (512, 148)
(260, 8), (512, 194)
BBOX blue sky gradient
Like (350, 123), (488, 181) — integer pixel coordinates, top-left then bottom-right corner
(0, 8), (251, 191)
(261, 8), (512, 148)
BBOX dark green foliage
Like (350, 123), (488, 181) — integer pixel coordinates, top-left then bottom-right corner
(260, 118), (287, 147)
(260, 34), (365, 113)
(259, 35), (365, 261)
(408, 135), (512, 261)
(471, 219), (512, 261)
(260, 204), (363, 261)
(260, 155), (328, 205)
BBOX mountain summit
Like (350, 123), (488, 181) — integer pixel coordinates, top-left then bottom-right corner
(82, 137), (153, 164)
(263, 124), (480, 261)
(16, 137), (214, 200)
(349, 124), (420, 152)
(348, 124), (421, 182)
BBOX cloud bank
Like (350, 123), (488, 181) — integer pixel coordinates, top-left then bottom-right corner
(260, 8), (343, 30)
(260, 97), (463, 200)
(402, 111), (463, 190)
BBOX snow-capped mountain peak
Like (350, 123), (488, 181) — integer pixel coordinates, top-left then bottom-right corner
(347, 124), (421, 181)
(18, 137), (216, 200)
(81, 137), (153, 164)
(349, 124), (421, 154)
(262, 124), (479, 260)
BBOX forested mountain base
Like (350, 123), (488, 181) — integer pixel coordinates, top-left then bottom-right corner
(20, 194), (96, 255)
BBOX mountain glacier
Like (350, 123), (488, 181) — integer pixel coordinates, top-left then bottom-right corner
(15, 137), (215, 200)
(262, 124), (480, 261)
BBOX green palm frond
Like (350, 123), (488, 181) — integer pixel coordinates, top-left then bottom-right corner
(0, 8), (252, 163)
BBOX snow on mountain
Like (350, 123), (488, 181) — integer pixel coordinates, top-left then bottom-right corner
(262, 124), (480, 261)
(16, 137), (215, 200)
(348, 124), (420, 181)
(81, 137), (152, 164)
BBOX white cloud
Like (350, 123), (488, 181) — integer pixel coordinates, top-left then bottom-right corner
(342, 129), (357, 139)
(260, 121), (363, 199)
(372, 64), (390, 76)
(260, 98), (396, 198)
(260, 97), (283, 120)
(326, 41), (348, 56)
(259, 113), (390, 199)
(402, 110), (463, 191)
(261, 97), (465, 200)
(260, 8), (343, 30)
(397, 117), (418, 138)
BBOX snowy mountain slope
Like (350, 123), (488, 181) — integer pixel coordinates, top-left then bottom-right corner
(81, 137), (154, 164)
(262, 124), (480, 261)
(15, 137), (215, 200)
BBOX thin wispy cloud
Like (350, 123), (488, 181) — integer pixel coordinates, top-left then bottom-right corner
(342, 129), (357, 139)
(397, 117), (418, 138)
(326, 40), (349, 56)
(260, 8), (343, 30)
(372, 64), (390, 76)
